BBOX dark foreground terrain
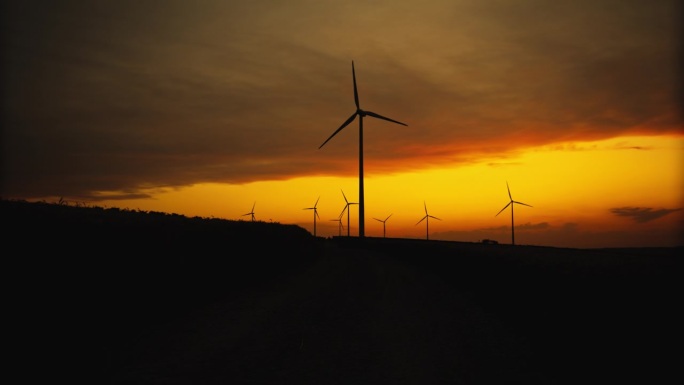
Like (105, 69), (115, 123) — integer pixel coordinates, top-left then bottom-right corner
(3, 199), (681, 384)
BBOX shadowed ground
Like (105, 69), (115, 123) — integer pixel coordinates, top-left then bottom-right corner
(3, 199), (679, 384)
(108, 244), (542, 384)
(105, 238), (679, 385)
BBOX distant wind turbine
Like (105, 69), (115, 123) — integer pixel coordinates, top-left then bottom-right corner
(339, 189), (358, 237)
(416, 202), (440, 240)
(495, 181), (533, 245)
(242, 202), (256, 222)
(319, 60), (407, 238)
(373, 213), (393, 238)
(303, 197), (321, 237)
(330, 216), (344, 236)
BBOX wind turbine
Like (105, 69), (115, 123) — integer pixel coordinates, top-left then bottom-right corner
(373, 213), (393, 238)
(416, 202), (440, 240)
(303, 197), (321, 237)
(330, 216), (344, 236)
(319, 60), (407, 238)
(495, 181), (533, 245)
(339, 189), (358, 237)
(242, 202), (256, 222)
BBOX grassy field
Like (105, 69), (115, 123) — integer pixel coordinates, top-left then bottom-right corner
(3, 199), (680, 384)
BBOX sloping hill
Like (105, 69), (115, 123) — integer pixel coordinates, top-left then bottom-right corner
(3, 199), (680, 384)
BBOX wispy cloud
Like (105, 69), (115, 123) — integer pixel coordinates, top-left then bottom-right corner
(434, 219), (682, 248)
(610, 207), (682, 223)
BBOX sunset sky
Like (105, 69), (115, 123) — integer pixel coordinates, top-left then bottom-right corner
(2, 0), (682, 248)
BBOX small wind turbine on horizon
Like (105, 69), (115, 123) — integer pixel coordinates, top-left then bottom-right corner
(330, 216), (344, 236)
(339, 189), (358, 237)
(242, 202), (256, 222)
(303, 197), (321, 237)
(495, 181), (533, 245)
(373, 213), (393, 238)
(416, 202), (440, 240)
(319, 60), (407, 239)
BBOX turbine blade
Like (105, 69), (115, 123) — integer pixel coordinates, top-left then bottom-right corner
(514, 201), (533, 208)
(373, 218), (382, 222)
(251, 202), (256, 211)
(364, 110), (408, 126)
(506, 181), (512, 200)
(430, 215), (442, 221)
(315, 210), (320, 219)
(314, 196), (320, 207)
(352, 61), (359, 109)
(416, 216), (427, 225)
(495, 202), (512, 216)
(339, 205), (347, 218)
(319, 112), (358, 149)
(386, 214), (393, 221)
(341, 189), (348, 203)
(424, 201), (427, 214)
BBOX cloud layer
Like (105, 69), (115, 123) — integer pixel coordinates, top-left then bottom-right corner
(2, 0), (682, 200)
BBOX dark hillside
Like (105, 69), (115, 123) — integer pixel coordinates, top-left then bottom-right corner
(3, 198), (317, 287)
(3, 199), (680, 384)
(3, 199), (321, 381)
(3, 198), (319, 311)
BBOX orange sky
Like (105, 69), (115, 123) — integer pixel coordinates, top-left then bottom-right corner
(72, 134), (683, 248)
(2, 1), (682, 248)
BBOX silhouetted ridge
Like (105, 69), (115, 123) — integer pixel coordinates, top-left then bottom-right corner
(3, 199), (679, 384)
(3, 198), (321, 379)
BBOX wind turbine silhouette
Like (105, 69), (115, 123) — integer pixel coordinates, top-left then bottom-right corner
(319, 61), (407, 238)
(495, 181), (533, 245)
(330, 216), (344, 236)
(303, 197), (321, 237)
(339, 189), (358, 237)
(416, 202), (440, 240)
(242, 202), (256, 222)
(373, 213), (393, 238)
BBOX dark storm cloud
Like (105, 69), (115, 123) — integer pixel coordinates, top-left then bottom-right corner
(610, 207), (682, 223)
(1, 0), (681, 201)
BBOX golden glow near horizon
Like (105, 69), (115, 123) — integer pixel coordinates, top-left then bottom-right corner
(3, 1), (681, 249)
(83, 134), (683, 248)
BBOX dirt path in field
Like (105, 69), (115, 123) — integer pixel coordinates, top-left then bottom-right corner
(107, 244), (544, 384)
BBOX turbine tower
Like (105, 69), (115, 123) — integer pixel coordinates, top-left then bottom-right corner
(373, 213), (393, 238)
(339, 189), (358, 237)
(242, 202), (256, 222)
(495, 181), (532, 245)
(303, 197), (321, 237)
(319, 60), (407, 238)
(330, 216), (344, 236)
(416, 202), (440, 240)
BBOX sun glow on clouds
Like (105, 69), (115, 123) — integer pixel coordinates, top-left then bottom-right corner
(98, 134), (683, 247)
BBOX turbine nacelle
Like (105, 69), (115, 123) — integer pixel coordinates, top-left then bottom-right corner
(340, 189), (358, 236)
(242, 201), (256, 221)
(304, 196), (321, 236)
(317, 60), (407, 238)
(416, 201), (440, 240)
(496, 182), (533, 245)
(373, 213), (393, 238)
